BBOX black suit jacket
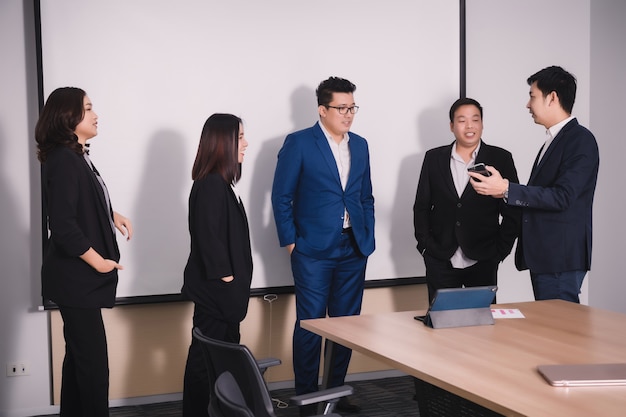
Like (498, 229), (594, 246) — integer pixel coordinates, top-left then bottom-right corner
(41, 147), (120, 308)
(182, 173), (253, 324)
(414, 141), (520, 263)
(509, 118), (599, 273)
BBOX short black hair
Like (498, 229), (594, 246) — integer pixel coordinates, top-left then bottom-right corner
(527, 66), (577, 114)
(316, 77), (356, 106)
(449, 97), (483, 122)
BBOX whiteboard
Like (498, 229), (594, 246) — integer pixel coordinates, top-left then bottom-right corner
(38, 0), (460, 297)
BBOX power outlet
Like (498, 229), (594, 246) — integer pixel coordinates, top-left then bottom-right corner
(6, 361), (30, 377)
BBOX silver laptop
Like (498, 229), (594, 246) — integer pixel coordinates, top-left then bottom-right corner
(537, 363), (626, 387)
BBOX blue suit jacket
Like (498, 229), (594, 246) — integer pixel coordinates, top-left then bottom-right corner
(272, 122), (375, 259)
(509, 118), (599, 273)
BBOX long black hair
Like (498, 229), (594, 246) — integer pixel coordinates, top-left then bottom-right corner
(191, 113), (242, 183)
(35, 87), (86, 162)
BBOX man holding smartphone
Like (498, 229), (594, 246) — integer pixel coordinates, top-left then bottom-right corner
(469, 66), (599, 303)
(414, 98), (521, 302)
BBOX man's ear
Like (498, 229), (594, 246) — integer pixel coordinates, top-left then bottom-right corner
(318, 105), (327, 118)
(548, 90), (559, 107)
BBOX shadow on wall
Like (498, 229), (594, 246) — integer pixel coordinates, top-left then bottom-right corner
(246, 85), (317, 352)
(118, 130), (190, 395)
(389, 103), (455, 311)
(127, 130), (189, 298)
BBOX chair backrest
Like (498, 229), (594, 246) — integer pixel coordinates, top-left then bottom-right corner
(213, 371), (257, 417)
(193, 327), (276, 417)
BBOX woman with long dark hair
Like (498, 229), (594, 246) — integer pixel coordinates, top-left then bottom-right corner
(181, 113), (252, 416)
(35, 87), (132, 416)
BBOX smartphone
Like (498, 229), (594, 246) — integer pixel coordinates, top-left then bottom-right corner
(467, 163), (492, 177)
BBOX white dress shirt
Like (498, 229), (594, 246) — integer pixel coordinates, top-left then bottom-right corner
(448, 141), (481, 269)
(319, 122), (352, 229)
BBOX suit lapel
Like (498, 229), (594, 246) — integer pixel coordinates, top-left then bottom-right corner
(437, 143), (458, 197)
(236, 195), (249, 229)
(463, 144), (489, 197)
(528, 144), (545, 181)
(529, 118), (577, 183)
(228, 185), (247, 219)
(82, 156), (110, 217)
(346, 134), (364, 190)
(81, 155), (117, 237)
(313, 123), (342, 186)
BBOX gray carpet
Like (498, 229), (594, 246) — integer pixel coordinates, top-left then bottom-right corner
(36, 376), (420, 416)
(269, 376), (420, 417)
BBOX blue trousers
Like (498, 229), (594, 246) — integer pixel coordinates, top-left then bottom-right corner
(291, 232), (367, 395)
(530, 270), (587, 303)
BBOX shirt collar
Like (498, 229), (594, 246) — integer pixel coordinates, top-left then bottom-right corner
(547, 116), (574, 140)
(452, 140), (481, 162)
(319, 121), (350, 144)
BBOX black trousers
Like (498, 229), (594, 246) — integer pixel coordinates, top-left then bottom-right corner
(416, 255), (498, 402)
(424, 254), (498, 303)
(58, 306), (110, 417)
(182, 303), (241, 417)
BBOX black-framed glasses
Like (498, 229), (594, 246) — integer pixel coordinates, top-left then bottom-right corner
(326, 105), (359, 115)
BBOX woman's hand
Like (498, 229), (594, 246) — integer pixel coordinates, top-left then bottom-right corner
(80, 248), (123, 273)
(113, 211), (133, 241)
(97, 258), (123, 273)
(221, 275), (234, 283)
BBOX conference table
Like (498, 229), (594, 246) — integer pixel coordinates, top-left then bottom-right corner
(301, 300), (626, 417)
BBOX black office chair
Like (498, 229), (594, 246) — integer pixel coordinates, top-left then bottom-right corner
(193, 327), (352, 416)
(212, 370), (346, 417)
(211, 371), (250, 417)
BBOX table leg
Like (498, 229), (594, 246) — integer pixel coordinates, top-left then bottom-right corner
(321, 338), (336, 390)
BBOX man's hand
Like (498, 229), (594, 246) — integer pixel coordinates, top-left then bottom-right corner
(468, 165), (509, 198)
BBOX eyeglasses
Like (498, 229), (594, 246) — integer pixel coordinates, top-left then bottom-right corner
(326, 105), (359, 115)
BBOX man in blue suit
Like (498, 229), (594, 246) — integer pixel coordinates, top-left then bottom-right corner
(272, 76), (375, 415)
(469, 66), (599, 303)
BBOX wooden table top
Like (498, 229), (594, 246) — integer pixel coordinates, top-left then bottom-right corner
(301, 300), (626, 417)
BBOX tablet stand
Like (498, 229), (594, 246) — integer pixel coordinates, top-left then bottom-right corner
(425, 307), (494, 329)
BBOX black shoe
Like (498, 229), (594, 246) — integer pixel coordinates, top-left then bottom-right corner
(336, 397), (361, 413)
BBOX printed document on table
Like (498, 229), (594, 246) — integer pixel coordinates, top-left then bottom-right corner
(491, 308), (525, 319)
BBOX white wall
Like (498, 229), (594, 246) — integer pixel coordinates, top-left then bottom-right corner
(465, 0), (626, 313)
(465, 0), (592, 304)
(2, 0), (625, 415)
(37, 0), (459, 296)
(588, 0), (626, 313)
(0, 1), (53, 415)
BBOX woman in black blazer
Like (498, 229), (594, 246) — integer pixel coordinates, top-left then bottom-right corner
(181, 113), (253, 416)
(35, 87), (132, 417)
